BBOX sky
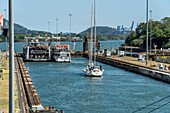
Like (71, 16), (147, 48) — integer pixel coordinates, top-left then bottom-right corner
(0, 0), (170, 34)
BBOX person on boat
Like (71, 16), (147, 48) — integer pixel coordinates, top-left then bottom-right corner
(89, 66), (92, 71)
(100, 65), (102, 71)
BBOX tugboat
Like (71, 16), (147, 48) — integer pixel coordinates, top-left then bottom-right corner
(22, 39), (51, 62)
(52, 44), (71, 62)
(83, 0), (104, 77)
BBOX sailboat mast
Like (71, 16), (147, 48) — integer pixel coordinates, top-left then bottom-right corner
(94, 0), (96, 66)
(90, 4), (93, 65)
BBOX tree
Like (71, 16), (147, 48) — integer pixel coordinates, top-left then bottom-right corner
(125, 17), (170, 49)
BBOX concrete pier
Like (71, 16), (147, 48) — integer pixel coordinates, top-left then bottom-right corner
(15, 55), (44, 111)
(0, 52), (19, 112)
(15, 56), (29, 112)
(15, 53), (64, 112)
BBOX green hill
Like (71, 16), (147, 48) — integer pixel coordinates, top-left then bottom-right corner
(79, 26), (117, 35)
(3, 19), (49, 35)
(1, 20), (127, 42)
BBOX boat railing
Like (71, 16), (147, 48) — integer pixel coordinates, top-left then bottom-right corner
(30, 50), (48, 54)
(53, 49), (71, 52)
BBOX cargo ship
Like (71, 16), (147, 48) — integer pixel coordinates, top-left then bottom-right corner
(51, 45), (71, 62)
(22, 39), (51, 62)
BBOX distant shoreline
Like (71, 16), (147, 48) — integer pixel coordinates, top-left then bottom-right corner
(0, 39), (125, 43)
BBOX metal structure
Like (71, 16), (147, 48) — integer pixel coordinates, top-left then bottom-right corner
(48, 21), (50, 45)
(136, 23), (139, 30)
(146, 0), (149, 66)
(69, 13), (72, 50)
(150, 10), (152, 53)
(4, 9), (8, 51)
(9, 0), (15, 112)
(56, 19), (58, 37)
(48, 21), (50, 33)
(90, 5), (93, 65)
(94, 0), (96, 66)
(114, 21), (135, 35)
(130, 21), (134, 31)
(4, 9), (7, 26)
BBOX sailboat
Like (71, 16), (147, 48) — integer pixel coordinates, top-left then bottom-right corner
(83, 0), (104, 77)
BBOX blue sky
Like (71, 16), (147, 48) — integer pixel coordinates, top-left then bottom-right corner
(0, 0), (170, 33)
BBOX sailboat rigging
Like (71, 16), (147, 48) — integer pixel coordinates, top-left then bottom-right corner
(83, 0), (104, 77)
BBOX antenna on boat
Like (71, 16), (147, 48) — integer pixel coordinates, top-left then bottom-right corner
(90, 4), (93, 66)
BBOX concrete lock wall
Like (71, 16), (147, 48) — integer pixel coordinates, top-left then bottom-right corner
(153, 56), (170, 64)
(95, 56), (170, 83)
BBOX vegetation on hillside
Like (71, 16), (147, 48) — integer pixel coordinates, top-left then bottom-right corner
(80, 26), (116, 35)
(76, 34), (126, 41)
(78, 26), (127, 40)
(0, 25), (127, 42)
(1, 19), (126, 42)
(125, 17), (170, 49)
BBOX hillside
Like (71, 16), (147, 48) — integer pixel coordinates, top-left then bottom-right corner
(3, 19), (48, 35)
(79, 26), (117, 35)
(1, 20), (127, 42)
(3, 20), (119, 36)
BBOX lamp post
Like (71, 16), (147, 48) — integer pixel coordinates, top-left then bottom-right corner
(9, 0), (15, 112)
(48, 21), (50, 33)
(4, 9), (8, 52)
(131, 44), (132, 58)
(4, 9), (7, 26)
(146, 0), (149, 66)
(163, 46), (164, 68)
(150, 10), (152, 53)
(69, 13), (72, 50)
(56, 19), (58, 37)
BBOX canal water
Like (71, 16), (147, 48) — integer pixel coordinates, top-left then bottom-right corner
(24, 58), (170, 113)
(1, 40), (170, 112)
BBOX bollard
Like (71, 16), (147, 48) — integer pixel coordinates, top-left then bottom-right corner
(46, 106), (48, 110)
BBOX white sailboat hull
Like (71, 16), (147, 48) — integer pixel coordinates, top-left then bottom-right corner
(85, 71), (103, 77)
(83, 67), (104, 77)
(55, 58), (71, 62)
